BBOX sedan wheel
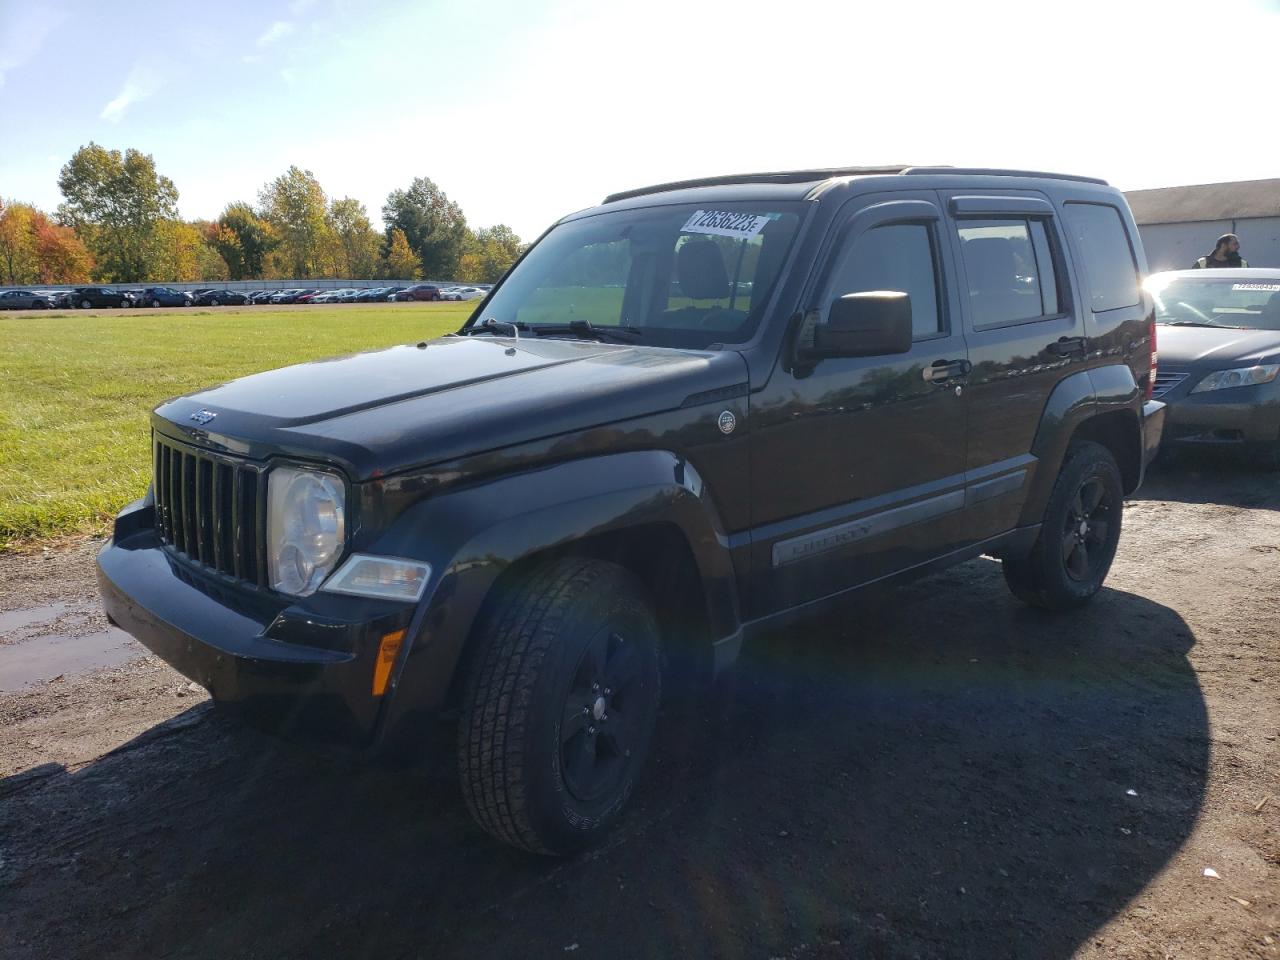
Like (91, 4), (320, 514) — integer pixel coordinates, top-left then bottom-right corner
(152, 299), (162, 308)
(120, 299), (131, 308)
(210, 298), (220, 306)
(80, 299), (92, 310)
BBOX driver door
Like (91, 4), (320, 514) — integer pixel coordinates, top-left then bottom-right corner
(747, 193), (971, 617)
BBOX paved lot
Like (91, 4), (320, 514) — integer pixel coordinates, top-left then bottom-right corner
(1, 460), (1276, 959)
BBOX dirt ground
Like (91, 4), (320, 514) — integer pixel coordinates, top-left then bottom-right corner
(0, 460), (1276, 959)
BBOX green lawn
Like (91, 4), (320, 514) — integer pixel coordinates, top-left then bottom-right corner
(0, 304), (471, 549)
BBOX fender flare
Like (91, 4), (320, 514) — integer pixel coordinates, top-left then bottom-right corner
(1017, 364), (1142, 527)
(369, 449), (741, 741)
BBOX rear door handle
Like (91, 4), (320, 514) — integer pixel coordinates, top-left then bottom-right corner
(922, 358), (971, 383)
(1048, 336), (1087, 357)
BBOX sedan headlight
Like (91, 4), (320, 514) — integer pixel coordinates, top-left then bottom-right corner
(267, 466), (346, 596)
(1190, 364), (1280, 394)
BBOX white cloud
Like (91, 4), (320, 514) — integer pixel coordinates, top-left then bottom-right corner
(279, 68), (298, 86)
(100, 64), (162, 123)
(0, 6), (68, 88)
(257, 20), (296, 47)
(241, 54), (263, 64)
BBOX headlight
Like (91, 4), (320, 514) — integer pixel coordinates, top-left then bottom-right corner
(267, 466), (346, 596)
(1190, 364), (1280, 394)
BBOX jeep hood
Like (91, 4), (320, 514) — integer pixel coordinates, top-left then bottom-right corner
(1157, 325), (1280, 369)
(154, 335), (748, 478)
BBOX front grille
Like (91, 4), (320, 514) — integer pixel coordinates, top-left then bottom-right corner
(153, 434), (267, 586)
(1151, 370), (1189, 400)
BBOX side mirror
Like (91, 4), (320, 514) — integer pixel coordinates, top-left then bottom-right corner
(811, 291), (913, 359)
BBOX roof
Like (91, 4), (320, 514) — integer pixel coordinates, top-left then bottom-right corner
(1125, 179), (1280, 225)
(602, 166), (1109, 204)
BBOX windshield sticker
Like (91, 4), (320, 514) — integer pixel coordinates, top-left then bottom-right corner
(682, 210), (771, 240)
(1232, 283), (1280, 292)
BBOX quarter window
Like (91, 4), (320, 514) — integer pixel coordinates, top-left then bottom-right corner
(956, 219), (1061, 328)
(825, 223), (942, 338)
(1063, 202), (1140, 312)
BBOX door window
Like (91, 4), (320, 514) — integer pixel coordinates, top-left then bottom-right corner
(824, 223), (942, 338)
(956, 219), (1061, 328)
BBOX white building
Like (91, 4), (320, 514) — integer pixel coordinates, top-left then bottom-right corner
(1125, 178), (1280, 272)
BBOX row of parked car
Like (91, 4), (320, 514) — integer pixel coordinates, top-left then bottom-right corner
(0, 282), (492, 310)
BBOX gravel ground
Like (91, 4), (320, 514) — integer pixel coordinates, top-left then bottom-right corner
(0, 460), (1276, 959)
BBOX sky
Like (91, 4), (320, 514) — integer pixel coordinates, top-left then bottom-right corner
(1, 0), (1278, 243)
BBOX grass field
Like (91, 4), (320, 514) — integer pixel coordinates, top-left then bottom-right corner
(0, 303), (472, 549)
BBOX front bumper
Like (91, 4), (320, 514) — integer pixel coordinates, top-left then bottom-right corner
(97, 511), (414, 746)
(1160, 382), (1280, 453)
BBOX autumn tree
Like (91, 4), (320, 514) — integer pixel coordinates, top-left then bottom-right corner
(378, 227), (421, 279)
(382, 177), (468, 278)
(33, 218), (94, 283)
(329, 197), (380, 279)
(56, 142), (179, 281)
(149, 220), (228, 282)
(259, 166), (335, 278)
(458, 224), (524, 283)
(211, 202), (278, 279)
(0, 200), (40, 284)
(0, 200), (94, 283)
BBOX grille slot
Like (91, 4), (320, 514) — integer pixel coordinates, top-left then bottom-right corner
(153, 435), (265, 586)
(1152, 371), (1189, 400)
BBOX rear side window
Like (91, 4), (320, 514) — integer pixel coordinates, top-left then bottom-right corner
(825, 222), (942, 338)
(1063, 202), (1140, 312)
(956, 219), (1061, 328)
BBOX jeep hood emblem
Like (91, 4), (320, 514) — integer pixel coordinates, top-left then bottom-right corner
(189, 409), (218, 425)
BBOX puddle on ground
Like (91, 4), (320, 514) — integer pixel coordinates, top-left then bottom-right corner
(0, 612), (144, 692)
(0, 602), (72, 635)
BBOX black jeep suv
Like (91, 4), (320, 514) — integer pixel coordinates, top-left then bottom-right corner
(98, 166), (1165, 855)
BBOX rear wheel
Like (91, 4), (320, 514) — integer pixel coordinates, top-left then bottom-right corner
(152, 299), (162, 308)
(1003, 440), (1123, 611)
(209, 298), (220, 306)
(80, 299), (92, 309)
(458, 558), (662, 855)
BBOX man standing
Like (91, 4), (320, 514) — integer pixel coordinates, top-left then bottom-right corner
(1194, 234), (1248, 268)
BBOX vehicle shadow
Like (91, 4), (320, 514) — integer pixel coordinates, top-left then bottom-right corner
(0, 558), (1206, 960)
(1136, 454), (1280, 509)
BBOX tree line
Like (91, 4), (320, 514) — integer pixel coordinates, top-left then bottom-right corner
(0, 143), (526, 286)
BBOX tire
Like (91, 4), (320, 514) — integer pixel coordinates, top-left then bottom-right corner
(152, 299), (162, 308)
(209, 298), (220, 306)
(80, 299), (92, 310)
(458, 558), (663, 855)
(1003, 440), (1124, 611)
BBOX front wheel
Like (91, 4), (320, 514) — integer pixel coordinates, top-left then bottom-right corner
(80, 299), (92, 309)
(1003, 441), (1124, 611)
(152, 299), (162, 308)
(458, 558), (663, 855)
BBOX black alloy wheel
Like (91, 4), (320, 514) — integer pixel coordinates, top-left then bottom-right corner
(1061, 476), (1113, 582)
(559, 627), (647, 804)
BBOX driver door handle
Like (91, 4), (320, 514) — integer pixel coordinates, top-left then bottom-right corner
(922, 358), (971, 383)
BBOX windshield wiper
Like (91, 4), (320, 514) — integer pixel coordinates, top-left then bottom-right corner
(1161, 320), (1228, 328)
(532, 320), (643, 343)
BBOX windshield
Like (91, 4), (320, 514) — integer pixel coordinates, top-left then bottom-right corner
(471, 201), (806, 348)
(1148, 275), (1280, 330)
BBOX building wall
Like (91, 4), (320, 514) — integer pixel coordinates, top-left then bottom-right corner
(1139, 217), (1280, 272)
